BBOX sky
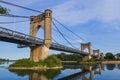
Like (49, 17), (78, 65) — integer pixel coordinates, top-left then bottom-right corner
(0, 0), (120, 59)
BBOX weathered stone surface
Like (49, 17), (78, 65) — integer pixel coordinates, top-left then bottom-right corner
(82, 55), (91, 61)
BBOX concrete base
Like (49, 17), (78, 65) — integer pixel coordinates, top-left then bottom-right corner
(30, 45), (49, 62)
(82, 55), (91, 61)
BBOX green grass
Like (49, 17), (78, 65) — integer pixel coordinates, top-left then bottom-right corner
(10, 55), (62, 67)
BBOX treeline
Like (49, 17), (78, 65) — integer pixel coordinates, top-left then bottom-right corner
(104, 52), (120, 60)
(0, 58), (9, 62)
(55, 52), (120, 61)
(56, 53), (82, 61)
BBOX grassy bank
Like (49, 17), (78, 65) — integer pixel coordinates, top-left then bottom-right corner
(9, 55), (62, 69)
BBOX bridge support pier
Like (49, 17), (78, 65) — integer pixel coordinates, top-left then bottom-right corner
(30, 45), (49, 62)
(29, 9), (52, 62)
(82, 55), (91, 61)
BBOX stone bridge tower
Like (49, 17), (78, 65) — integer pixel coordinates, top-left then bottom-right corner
(93, 49), (100, 59)
(100, 52), (104, 59)
(30, 9), (52, 62)
(81, 42), (92, 61)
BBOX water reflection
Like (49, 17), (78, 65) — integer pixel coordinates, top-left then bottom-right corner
(8, 64), (103, 80)
(1, 63), (120, 80)
(106, 64), (116, 70)
(9, 69), (61, 80)
(118, 64), (120, 69)
(59, 64), (103, 80)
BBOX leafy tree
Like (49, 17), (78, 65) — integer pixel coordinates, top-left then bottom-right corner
(105, 52), (115, 60)
(0, 6), (9, 14)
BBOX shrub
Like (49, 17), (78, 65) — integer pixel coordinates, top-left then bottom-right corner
(10, 55), (62, 67)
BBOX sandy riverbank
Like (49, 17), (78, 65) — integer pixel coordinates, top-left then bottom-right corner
(102, 61), (120, 64)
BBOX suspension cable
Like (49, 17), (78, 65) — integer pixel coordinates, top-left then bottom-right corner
(52, 37), (58, 43)
(52, 28), (81, 44)
(53, 18), (99, 50)
(0, 20), (29, 24)
(0, 14), (30, 18)
(52, 21), (77, 49)
(0, 0), (43, 13)
(53, 18), (86, 42)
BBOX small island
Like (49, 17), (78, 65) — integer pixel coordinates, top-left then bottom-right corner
(9, 55), (63, 70)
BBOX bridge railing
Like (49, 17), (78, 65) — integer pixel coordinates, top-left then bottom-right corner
(0, 26), (43, 44)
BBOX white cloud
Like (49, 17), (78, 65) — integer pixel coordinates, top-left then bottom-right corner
(52, 0), (120, 26)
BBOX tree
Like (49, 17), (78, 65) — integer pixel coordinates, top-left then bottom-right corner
(56, 53), (82, 61)
(0, 6), (9, 14)
(105, 52), (115, 60)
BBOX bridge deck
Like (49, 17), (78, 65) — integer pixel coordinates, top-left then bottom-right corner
(0, 27), (89, 56)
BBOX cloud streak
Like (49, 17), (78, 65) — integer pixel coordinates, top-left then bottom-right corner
(52, 0), (120, 26)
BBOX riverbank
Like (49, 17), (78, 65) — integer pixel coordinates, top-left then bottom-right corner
(63, 61), (120, 64)
(62, 61), (101, 65)
(102, 61), (120, 64)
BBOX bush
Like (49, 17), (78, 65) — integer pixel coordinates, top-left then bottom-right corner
(44, 55), (62, 67)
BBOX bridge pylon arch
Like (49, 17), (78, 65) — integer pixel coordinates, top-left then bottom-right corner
(100, 52), (104, 59)
(30, 9), (52, 62)
(81, 42), (92, 61)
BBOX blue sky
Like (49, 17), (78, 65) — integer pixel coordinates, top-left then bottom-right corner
(0, 0), (120, 59)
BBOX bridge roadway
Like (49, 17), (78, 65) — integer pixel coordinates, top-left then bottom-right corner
(0, 27), (90, 56)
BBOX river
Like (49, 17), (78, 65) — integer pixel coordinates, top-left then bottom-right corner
(0, 62), (120, 80)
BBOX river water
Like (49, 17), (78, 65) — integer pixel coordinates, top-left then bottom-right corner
(0, 62), (120, 80)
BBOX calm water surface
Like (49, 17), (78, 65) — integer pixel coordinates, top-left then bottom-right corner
(0, 62), (120, 80)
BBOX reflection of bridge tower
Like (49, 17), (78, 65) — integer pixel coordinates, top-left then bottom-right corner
(82, 66), (93, 80)
(81, 42), (92, 61)
(29, 73), (48, 80)
(30, 9), (52, 62)
(100, 64), (104, 70)
(93, 49), (100, 59)
(94, 64), (101, 75)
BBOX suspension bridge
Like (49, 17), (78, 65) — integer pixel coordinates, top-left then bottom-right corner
(0, 1), (104, 62)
